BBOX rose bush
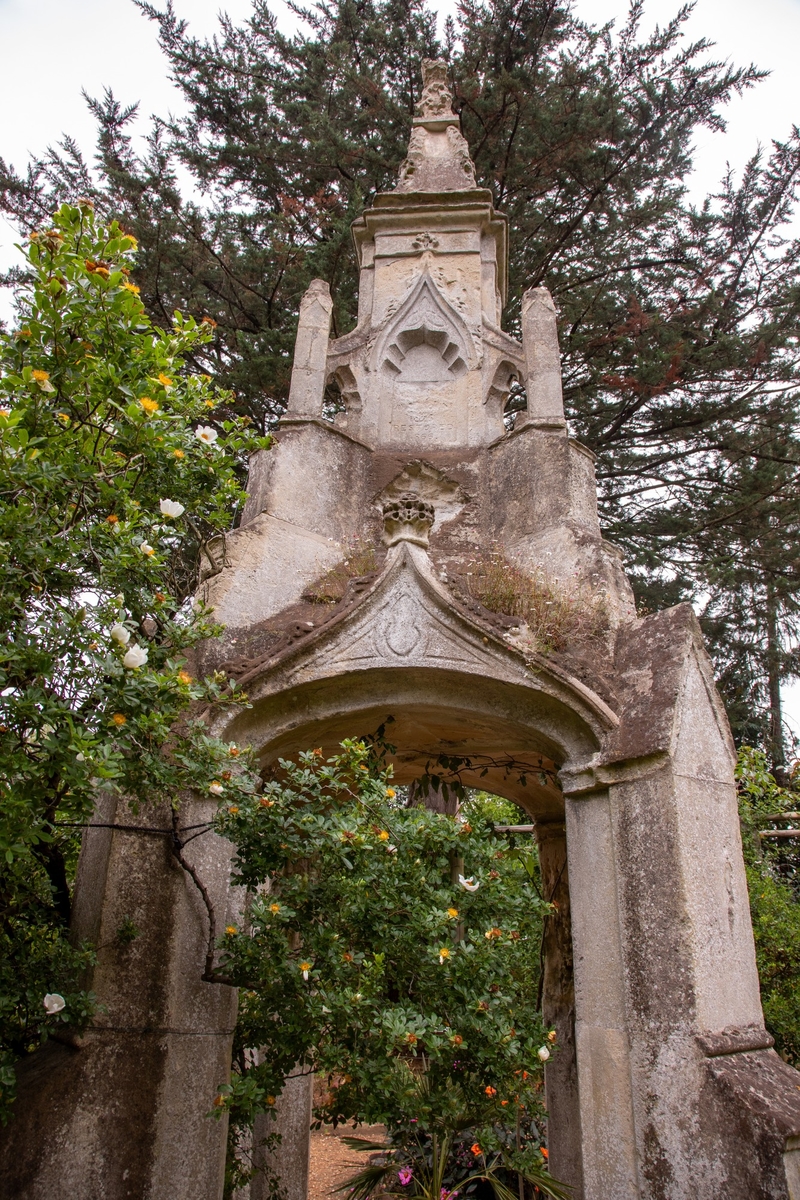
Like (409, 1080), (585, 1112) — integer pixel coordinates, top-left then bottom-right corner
(215, 742), (565, 1197)
(0, 202), (267, 1121)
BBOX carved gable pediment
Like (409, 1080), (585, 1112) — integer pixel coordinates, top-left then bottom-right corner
(277, 542), (517, 687)
(372, 273), (477, 381)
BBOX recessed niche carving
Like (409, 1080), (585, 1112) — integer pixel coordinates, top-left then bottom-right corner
(375, 274), (474, 382)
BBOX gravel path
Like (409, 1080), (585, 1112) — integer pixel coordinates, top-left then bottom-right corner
(308, 1126), (387, 1200)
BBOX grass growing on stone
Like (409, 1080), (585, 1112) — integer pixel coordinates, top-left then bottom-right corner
(303, 541), (379, 604)
(460, 548), (608, 654)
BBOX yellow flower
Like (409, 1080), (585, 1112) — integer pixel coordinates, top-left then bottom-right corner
(225, 925), (237, 935)
(386, 787), (396, 798)
(177, 670), (192, 685)
(548, 1029), (557, 1043)
(266, 1095), (276, 1106)
(173, 448), (185, 459)
(228, 806), (239, 815)
(378, 830), (390, 841)
(269, 903), (280, 913)
(438, 947), (451, 963)
(447, 907), (459, 918)
(120, 281), (139, 295)
(139, 397), (159, 414)
(57, 412), (70, 423)
(158, 373), (173, 388)
(203, 399), (215, 408)
(299, 961), (312, 972)
(111, 713), (127, 727)
(15, 328), (31, 339)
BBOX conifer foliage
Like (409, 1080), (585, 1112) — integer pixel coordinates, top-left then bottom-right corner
(2, 0), (800, 761)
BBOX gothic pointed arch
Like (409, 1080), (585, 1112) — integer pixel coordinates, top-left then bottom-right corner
(372, 273), (477, 381)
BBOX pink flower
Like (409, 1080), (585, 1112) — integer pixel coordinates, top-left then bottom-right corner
(398, 1167), (413, 1186)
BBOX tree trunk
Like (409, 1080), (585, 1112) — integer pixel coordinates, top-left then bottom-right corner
(765, 579), (787, 784)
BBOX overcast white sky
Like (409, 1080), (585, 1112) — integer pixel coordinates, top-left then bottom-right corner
(1, 0), (799, 743)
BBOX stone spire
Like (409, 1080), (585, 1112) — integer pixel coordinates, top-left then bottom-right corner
(395, 59), (477, 193)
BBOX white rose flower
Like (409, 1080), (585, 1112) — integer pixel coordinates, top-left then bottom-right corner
(159, 499), (185, 518)
(208, 781), (224, 796)
(458, 874), (480, 892)
(537, 1046), (551, 1062)
(122, 644), (148, 669)
(43, 993), (66, 1015)
(110, 623), (131, 645)
(139, 541), (155, 557)
(194, 425), (219, 446)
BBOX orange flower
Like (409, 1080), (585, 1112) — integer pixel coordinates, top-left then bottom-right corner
(451, 1034), (463, 1046)
(228, 745), (240, 757)
(471, 1144), (482, 1156)
(173, 448), (185, 459)
(106, 514), (119, 524)
(548, 1030), (557, 1043)
(460, 821), (472, 833)
(155, 592), (166, 602)
(225, 925), (237, 935)
(139, 397), (158, 414)
(111, 713), (127, 727)
(485, 1086), (496, 1096)
(158, 373), (173, 388)
(177, 670), (192, 685)
(213, 1094), (226, 1108)
(447, 907), (459, 918)
(227, 806), (239, 815)
(201, 316), (218, 327)
(540, 1148), (549, 1160)
(259, 797), (274, 808)
(342, 952), (353, 962)
(266, 1095), (276, 1106)
(500, 1100), (509, 1106)
(405, 1032), (418, 1045)
(269, 903), (280, 913)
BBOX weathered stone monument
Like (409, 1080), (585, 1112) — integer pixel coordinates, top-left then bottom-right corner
(5, 58), (800, 1200)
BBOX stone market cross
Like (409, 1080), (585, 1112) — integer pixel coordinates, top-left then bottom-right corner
(5, 58), (800, 1200)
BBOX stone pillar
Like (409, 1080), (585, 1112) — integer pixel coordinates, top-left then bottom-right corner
(521, 286), (565, 426)
(0, 793), (240, 1200)
(536, 821), (583, 1199)
(563, 790), (642, 1199)
(286, 279), (333, 417)
(251, 1068), (314, 1200)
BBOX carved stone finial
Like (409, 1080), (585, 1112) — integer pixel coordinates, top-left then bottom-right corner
(393, 59), (477, 193)
(416, 59), (456, 121)
(382, 493), (435, 548)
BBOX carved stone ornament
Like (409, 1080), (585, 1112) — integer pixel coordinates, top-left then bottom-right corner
(415, 58), (456, 120)
(382, 493), (435, 547)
